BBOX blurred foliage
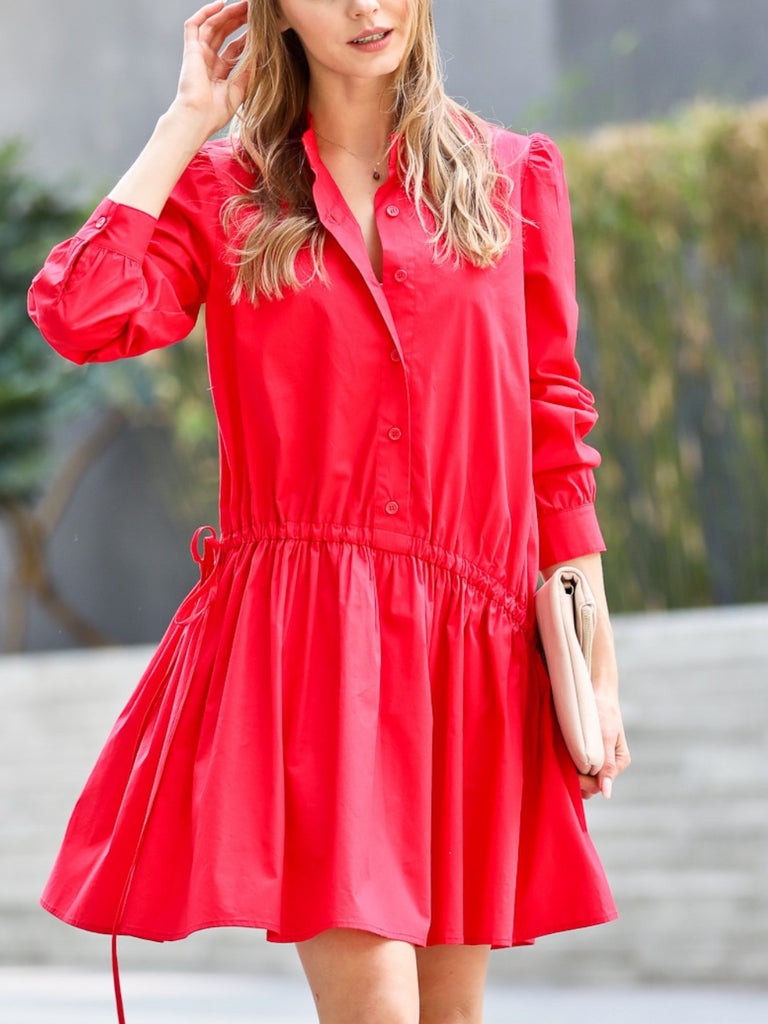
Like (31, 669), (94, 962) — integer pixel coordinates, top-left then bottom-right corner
(0, 142), (85, 503)
(0, 142), (168, 502)
(562, 99), (768, 610)
(141, 325), (219, 527)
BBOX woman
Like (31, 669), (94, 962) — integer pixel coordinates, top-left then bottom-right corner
(29, 1), (631, 1022)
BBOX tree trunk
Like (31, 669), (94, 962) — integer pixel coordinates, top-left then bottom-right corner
(0, 410), (125, 652)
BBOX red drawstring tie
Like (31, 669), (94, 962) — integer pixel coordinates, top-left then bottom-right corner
(112, 934), (127, 1024)
(109, 525), (219, 1022)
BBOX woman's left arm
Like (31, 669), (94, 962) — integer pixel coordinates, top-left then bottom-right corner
(521, 135), (630, 799)
(541, 552), (631, 800)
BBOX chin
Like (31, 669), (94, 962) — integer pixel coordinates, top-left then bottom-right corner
(350, 53), (408, 79)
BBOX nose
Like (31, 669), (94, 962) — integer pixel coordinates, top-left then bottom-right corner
(349, 0), (380, 15)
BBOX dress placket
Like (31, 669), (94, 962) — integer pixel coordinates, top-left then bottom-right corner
(372, 181), (415, 528)
(305, 129), (413, 526)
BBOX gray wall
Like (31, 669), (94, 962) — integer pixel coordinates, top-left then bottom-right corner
(0, 0), (193, 190)
(554, 0), (768, 127)
(1, 1), (557, 187)
(4, 1), (768, 188)
(435, 0), (557, 128)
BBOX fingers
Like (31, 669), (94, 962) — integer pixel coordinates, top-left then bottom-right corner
(577, 728), (631, 802)
(595, 728), (620, 801)
(579, 774), (601, 800)
(208, 31), (247, 83)
(611, 722), (632, 776)
(200, 0), (249, 48)
(185, 1), (228, 38)
(221, 31), (247, 63)
(186, 1), (248, 54)
(599, 742), (618, 801)
(221, 35), (249, 112)
(595, 727), (631, 801)
(182, 0), (249, 94)
(579, 769), (612, 800)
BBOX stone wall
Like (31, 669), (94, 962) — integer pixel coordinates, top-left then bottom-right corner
(2, 604), (767, 986)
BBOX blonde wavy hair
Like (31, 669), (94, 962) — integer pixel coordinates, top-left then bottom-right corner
(224, 0), (513, 301)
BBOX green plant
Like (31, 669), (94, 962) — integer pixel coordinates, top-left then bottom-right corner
(0, 143), (82, 502)
(0, 144), (122, 648)
(563, 100), (768, 609)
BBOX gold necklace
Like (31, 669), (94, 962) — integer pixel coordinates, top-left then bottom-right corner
(314, 130), (391, 181)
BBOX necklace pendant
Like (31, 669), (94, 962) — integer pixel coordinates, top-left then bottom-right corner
(372, 170), (381, 181)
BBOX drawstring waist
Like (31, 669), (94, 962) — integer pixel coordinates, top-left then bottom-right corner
(174, 519), (528, 622)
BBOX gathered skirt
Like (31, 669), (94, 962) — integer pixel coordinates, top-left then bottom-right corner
(41, 524), (617, 948)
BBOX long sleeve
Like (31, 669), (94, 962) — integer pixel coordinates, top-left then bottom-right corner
(28, 148), (223, 365)
(521, 133), (605, 568)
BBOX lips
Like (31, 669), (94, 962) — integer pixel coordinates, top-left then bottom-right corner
(350, 28), (393, 45)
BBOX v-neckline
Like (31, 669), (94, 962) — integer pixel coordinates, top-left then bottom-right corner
(302, 122), (399, 288)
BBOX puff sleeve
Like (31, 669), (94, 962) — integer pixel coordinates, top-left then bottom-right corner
(521, 133), (606, 568)
(28, 147), (224, 365)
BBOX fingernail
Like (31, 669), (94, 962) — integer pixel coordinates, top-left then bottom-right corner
(601, 777), (613, 800)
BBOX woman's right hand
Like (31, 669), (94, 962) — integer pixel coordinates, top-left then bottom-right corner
(168, 0), (250, 143)
(106, 2), (249, 217)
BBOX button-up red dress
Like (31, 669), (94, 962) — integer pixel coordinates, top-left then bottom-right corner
(28, 123), (617, 948)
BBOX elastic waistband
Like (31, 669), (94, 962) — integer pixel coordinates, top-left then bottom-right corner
(203, 520), (528, 624)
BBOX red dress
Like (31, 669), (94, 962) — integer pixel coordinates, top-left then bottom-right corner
(28, 123), (617, 948)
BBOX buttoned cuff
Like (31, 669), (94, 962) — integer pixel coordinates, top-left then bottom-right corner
(538, 503), (606, 570)
(77, 198), (159, 262)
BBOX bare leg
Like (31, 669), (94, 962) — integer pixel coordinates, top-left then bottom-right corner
(416, 944), (491, 1024)
(296, 928), (420, 1024)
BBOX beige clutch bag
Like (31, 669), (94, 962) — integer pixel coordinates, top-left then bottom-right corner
(535, 566), (605, 775)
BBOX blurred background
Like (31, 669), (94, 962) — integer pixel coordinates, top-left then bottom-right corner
(1, 0), (767, 1014)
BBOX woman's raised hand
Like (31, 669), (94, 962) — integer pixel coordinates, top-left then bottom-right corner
(106, 2), (249, 216)
(169, 1), (250, 143)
